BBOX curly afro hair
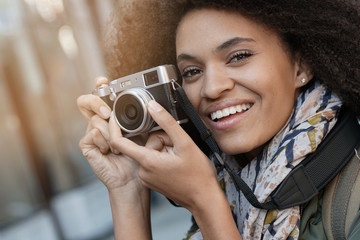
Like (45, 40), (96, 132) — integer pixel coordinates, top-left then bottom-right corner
(105, 0), (360, 116)
(185, 0), (360, 116)
(103, 0), (187, 79)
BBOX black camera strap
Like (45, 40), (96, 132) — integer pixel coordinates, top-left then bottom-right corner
(174, 86), (221, 156)
(174, 85), (360, 210)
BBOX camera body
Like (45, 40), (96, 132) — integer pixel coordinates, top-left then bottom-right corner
(92, 65), (188, 137)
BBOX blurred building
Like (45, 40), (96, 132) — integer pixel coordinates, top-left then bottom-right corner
(0, 0), (116, 239)
(0, 1), (193, 239)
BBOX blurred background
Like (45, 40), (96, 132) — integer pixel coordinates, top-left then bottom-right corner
(0, 0), (191, 239)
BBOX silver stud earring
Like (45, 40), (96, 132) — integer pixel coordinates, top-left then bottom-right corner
(301, 78), (306, 84)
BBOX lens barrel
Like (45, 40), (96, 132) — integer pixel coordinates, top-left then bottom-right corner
(113, 88), (154, 134)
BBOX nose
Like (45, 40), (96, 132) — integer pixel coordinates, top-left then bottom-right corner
(200, 66), (234, 99)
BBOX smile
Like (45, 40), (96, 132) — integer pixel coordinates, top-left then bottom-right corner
(210, 103), (253, 121)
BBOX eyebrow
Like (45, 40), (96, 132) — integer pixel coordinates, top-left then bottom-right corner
(177, 37), (255, 62)
(177, 53), (195, 62)
(216, 37), (255, 52)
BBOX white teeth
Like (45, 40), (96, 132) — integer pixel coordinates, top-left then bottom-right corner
(211, 112), (217, 120)
(210, 103), (252, 121)
(223, 108), (230, 117)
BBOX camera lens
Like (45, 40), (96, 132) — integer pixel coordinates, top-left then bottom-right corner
(125, 104), (137, 120)
(113, 88), (154, 134)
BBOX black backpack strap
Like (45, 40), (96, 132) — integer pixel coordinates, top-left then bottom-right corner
(175, 86), (221, 154)
(270, 109), (360, 209)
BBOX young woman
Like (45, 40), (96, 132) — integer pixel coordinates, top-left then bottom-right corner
(77, 0), (360, 239)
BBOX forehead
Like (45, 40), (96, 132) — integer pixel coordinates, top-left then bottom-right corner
(176, 8), (278, 51)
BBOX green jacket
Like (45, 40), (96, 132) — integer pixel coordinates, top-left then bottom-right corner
(300, 148), (360, 240)
(300, 191), (360, 239)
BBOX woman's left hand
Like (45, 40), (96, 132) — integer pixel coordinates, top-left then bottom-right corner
(109, 100), (220, 210)
(109, 100), (242, 239)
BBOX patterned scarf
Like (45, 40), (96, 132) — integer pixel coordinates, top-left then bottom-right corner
(187, 82), (342, 239)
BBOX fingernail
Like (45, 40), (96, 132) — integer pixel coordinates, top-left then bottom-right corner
(100, 106), (111, 118)
(100, 147), (108, 154)
(148, 100), (162, 112)
(113, 148), (120, 155)
(95, 76), (109, 86)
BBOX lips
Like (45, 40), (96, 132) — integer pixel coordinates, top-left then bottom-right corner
(209, 103), (253, 121)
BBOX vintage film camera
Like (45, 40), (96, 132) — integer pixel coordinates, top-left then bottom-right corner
(92, 65), (188, 137)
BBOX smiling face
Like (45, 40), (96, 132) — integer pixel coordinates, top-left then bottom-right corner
(176, 8), (309, 157)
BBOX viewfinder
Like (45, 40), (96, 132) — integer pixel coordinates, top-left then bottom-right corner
(143, 70), (159, 86)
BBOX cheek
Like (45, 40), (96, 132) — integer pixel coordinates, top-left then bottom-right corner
(259, 78), (296, 130)
(256, 62), (297, 107)
(183, 83), (201, 107)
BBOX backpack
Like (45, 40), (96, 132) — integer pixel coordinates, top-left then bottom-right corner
(323, 146), (360, 239)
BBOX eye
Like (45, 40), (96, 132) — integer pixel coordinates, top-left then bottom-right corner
(181, 67), (203, 79)
(228, 51), (253, 64)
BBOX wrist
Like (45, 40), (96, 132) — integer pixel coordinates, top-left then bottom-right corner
(108, 179), (148, 202)
(190, 184), (242, 240)
(190, 184), (227, 221)
(108, 182), (151, 239)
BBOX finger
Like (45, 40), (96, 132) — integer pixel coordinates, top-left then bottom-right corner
(109, 113), (152, 163)
(79, 131), (109, 175)
(86, 115), (112, 153)
(79, 129), (101, 158)
(81, 128), (110, 154)
(95, 76), (109, 88)
(77, 94), (111, 121)
(129, 133), (149, 146)
(86, 115), (110, 141)
(147, 100), (192, 147)
(145, 131), (172, 151)
(91, 128), (110, 154)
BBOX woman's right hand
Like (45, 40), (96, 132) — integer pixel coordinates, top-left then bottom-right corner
(77, 77), (152, 239)
(77, 77), (145, 192)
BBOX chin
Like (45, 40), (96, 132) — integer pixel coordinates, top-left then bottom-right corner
(216, 136), (266, 158)
(217, 141), (253, 155)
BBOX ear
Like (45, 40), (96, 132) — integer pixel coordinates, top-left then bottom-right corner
(293, 55), (313, 89)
